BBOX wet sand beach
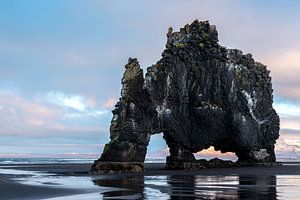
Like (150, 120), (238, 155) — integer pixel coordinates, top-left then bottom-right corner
(0, 177), (85, 200)
(1, 163), (300, 199)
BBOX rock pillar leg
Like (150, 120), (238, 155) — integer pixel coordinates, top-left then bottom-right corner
(91, 58), (156, 174)
(166, 147), (196, 169)
(90, 135), (150, 173)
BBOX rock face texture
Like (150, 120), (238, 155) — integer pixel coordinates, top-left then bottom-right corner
(91, 20), (280, 173)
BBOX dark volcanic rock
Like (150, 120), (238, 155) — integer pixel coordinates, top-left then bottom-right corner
(91, 20), (280, 173)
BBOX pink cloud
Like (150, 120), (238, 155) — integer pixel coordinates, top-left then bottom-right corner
(86, 97), (96, 108)
(25, 119), (44, 126)
(195, 146), (237, 160)
(257, 47), (300, 102)
(0, 92), (60, 134)
(0, 92), (59, 118)
(264, 49), (300, 83)
(274, 86), (300, 101)
(103, 98), (117, 109)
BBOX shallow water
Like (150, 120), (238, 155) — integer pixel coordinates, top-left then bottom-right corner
(0, 158), (96, 164)
(1, 168), (300, 199)
(0, 157), (166, 164)
(95, 175), (300, 200)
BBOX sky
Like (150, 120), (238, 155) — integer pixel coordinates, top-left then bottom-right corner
(0, 0), (300, 160)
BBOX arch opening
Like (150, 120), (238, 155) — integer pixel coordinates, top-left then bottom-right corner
(194, 146), (238, 161)
(145, 133), (169, 163)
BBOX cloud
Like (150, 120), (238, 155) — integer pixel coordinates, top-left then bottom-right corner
(275, 129), (300, 160)
(66, 51), (96, 66)
(25, 119), (44, 126)
(195, 146), (237, 161)
(39, 91), (110, 121)
(64, 110), (108, 119)
(0, 90), (61, 134)
(103, 98), (117, 109)
(146, 147), (169, 159)
(273, 100), (300, 132)
(0, 94), (56, 136)
(281, 118), (300, 131)
(263, 48), (300, 102)
(274, 102), (300, 118)
(277, 87), (300, 102)
(0, 87), (111, 138)
(0, 104), (109, 156)
(265, 49), (300, 80)
(42, 92), (88, 111)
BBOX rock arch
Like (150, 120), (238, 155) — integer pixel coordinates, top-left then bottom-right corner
(91, 20), (280, 173)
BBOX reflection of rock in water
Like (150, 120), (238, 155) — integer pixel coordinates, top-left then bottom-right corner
(168, 175), (196, 199)
(194, 175), (239, 199)
(92, 175), (277, 199)
(93, 176), (144, 199)
(239, 175), (277, 200)
(166, 175), (239, 199)
(165, 175), (277, 200)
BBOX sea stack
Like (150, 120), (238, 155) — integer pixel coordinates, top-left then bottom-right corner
(91, 20), (280, 173)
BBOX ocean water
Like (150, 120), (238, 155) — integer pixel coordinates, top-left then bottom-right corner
(0, 157), (95, 164)
(0, 157), (166, 164)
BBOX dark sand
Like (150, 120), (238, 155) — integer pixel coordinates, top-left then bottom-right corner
(1, 162), (300, 199)
(4, 162), (300, 176)
(0, 163), (94, 200)
(0, 177), (85, 200)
